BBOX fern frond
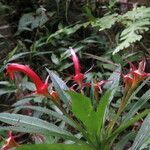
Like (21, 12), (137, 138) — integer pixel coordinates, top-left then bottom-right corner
(113, 6), (150, 54)
(91, 14), (118, 31)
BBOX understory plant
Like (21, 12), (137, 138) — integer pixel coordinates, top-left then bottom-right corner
(0, 48), (150, 150)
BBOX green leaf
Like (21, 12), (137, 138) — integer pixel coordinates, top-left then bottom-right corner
(127, 77), (150, 103)
(97, 90), (113, 135)
(31, 8), (49, 29)
(7, 52), (32, 62)
(69, 91), (95, 132)
(104, 66), (121, 90)
(18, 8), (49, 33)
(0, 113), (78, 142)
(51, 54), (60, 65)
(46, 69), (71, 106)
(123, 88), (150, 122)
(131, 115), (150, 150)
(108, 109), (150, 142)
(69, 90), (112, 140)
(46, 22), (90, 42)
(113, 6), (150, 54)
(92, 14), (118, 31)
(115, 132), (136, 150)
(14, 105), (75, 127)
(0, 89), (16, 95)
(18, 13), (34, 32)
(104, 66), (121, 103)
(16, 144), (93, 150)
(12, 96), (44, 107)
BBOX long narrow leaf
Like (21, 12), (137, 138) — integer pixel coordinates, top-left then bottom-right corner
(0, 113), (78, 142)
(123, 89), (150, 122)
(131, 115), (150, 150)
(108, 109), (150, 142)
(15, 106), (75, 127)
(97, 90), (112, 135)
(104, 66), (121, 103)
(46, 69), (71, 106)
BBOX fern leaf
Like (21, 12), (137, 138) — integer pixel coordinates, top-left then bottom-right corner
(91, 14), (118, 31)
(113, 6), (150, 54)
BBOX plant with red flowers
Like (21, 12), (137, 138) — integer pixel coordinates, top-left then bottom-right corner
(0, 58), (149, 150)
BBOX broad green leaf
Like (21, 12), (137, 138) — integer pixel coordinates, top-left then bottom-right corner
(123, 88), (150, 122)
(69, 91), (95, 131)
(4, 45), (18, 63)
(69, 91), (98, 134)
(0, 65), (7, 73)
(0, 113), (79, 142)
(131, 115), (150, 150)
(17, 8), (51, 32)
(139, 138), (150, 150)
(17, 144), (93, 150)
(46, 69), (71, 106)
(69, 90), (112, 141)
(0, 81), (10, 85)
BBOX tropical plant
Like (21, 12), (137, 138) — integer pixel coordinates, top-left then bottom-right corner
(0, 48), (149, 150)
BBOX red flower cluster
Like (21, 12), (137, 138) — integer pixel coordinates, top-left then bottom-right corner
(69, 48), (107, 92)
(123, 60), (150, 90)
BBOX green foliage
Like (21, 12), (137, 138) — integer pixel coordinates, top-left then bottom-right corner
(115, 132), (136, 150)
(108, 109), (150, 143)
(91, 14), (118, 31)
(113, 6), (150, 54)
(131, 115), (150, 150)
(0, 81), (16, 96)
(0, 113), (80, 143)
(16, 144), (93, 150)
(124, 88), (150, 122)
(0, 1), (150, 150)
(14, 105), (75, 127)
(46, 69), (71, 106)
(46, 22), (90, 42)
(69, 90), (114, 143)
(18, 8), (52, 33)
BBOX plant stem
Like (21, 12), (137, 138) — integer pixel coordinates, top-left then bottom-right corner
(107, 86), (136, 135)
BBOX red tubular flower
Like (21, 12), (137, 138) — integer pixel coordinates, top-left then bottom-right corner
(1, 131), (19, 150)
(69, 47), (84, 86)
(7, 63), (49, 95)
(123, 60), (150, 89)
